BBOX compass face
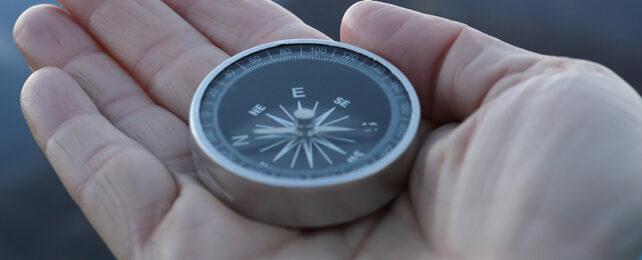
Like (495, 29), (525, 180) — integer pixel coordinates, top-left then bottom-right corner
(193, 40), (419, 180)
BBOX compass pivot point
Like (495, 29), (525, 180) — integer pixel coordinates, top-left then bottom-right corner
(294, 108), (316, 137)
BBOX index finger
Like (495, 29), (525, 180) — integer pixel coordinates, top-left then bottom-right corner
(161, 0), (329, 54)
(58, 0), (327, 120)
(341, 1), (541, 123)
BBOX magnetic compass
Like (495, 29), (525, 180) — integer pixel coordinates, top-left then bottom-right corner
(190, 39), (420, 227)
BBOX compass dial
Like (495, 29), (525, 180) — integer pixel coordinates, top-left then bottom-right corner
(191, 39), (420, 226)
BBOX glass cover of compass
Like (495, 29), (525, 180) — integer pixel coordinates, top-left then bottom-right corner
(191, 39), (420, 185)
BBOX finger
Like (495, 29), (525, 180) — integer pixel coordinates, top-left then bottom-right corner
(21, 67), (177, 259)
(14, 5), (193, 174)
(406, 122), (459, 247)
(341, 1), (543, 123)
(162, 0), (329, 54)
(57, 0), (230, 120)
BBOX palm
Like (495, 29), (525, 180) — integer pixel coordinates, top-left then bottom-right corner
(15, 1), (642, 259)
(148, 185), (426, 259)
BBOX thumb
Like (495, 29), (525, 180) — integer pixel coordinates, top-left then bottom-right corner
(341, 1), (541, 123)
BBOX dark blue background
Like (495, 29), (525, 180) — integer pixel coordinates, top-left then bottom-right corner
(1, 0), (640, 259)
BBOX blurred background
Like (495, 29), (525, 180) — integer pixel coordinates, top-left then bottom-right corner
(1, 0), (641, 259)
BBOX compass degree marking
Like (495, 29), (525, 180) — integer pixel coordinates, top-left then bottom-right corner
(198, 42), (415, 180)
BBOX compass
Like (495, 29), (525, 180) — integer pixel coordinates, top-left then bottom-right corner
(190, 39), (420, 227)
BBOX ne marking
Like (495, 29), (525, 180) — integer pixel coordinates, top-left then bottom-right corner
(249, 104), (266, 117)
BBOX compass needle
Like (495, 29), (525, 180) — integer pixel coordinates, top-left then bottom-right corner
(302, 139), (314, 169)
(280, 105), (295, 121)
(312, 140), (333, 165)
(266, 113), (293, 127)
(314, 107), (336, 126)
(272, 138), (298, 162)
(255, 134), (289, 140)
(315, 126), (355, 133)
(253, 127), (294, 135)
(322, 115), (349, 126)
(255, 124), (275, 129)
(290, 141), (303, 168)
(315, 137), (347, 155)
(191, 40), (419, 227)
(260, 138), (291, 153)
(323, 135), (357, 144)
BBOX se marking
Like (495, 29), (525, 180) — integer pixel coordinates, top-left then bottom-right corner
(333, 97), (351, 108)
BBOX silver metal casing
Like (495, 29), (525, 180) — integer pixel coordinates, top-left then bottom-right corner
(190, 39), (421, 227)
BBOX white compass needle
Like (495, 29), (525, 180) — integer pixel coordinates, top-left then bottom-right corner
(312, 141), (332, 164)
(314, 137), (347, 155)
(280, 105), (295, 121)
(253, 127), (295, 135)
(254, 126), (353, 135)
(315, 126), (355, 133)
(314, 107), (336, 125)
(290, 141), (303, 168)
(322, 115), (349, 126)
(302, 140), (314, 169)
(266, 113), (293, 127)
(323, 135), (356, 144)
(260, 138), (291, 153)
(273, 138), (299, 162)
(255, 134), (289, 140)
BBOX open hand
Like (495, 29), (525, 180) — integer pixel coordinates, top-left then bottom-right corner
(14, 1), (642, 259)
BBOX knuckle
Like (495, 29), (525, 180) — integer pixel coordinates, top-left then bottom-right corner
(568, 59), (611, 74)
(518, 57), (630, 100)
(489, 57), (637, 127)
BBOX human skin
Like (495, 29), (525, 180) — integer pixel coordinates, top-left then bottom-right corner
(13, 0), (642, 259)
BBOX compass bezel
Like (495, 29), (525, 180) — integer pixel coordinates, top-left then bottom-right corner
(190, 39), (420, 188)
